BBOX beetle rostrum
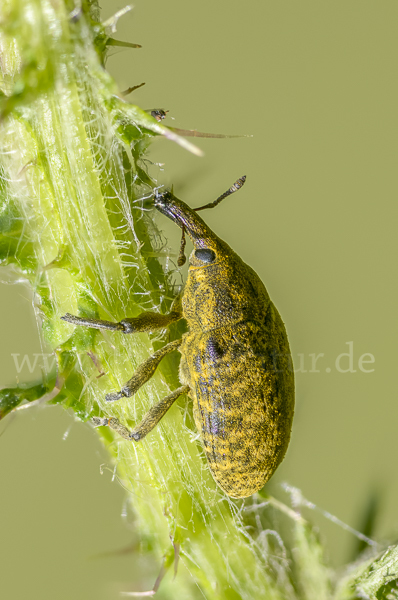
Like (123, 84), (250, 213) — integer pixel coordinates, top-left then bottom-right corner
(61, 177), (295, 498)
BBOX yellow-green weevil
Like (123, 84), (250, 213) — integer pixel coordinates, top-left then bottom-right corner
(61, 178), (295, 498)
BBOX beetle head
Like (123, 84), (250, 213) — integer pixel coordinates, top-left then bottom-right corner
(154, 190), (225, 265)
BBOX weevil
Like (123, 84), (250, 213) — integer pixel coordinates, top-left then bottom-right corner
(61, 178), (295, 498)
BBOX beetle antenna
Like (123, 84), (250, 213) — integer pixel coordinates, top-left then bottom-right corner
(177, 225), (187, 267)
(194, 176), (246, 212)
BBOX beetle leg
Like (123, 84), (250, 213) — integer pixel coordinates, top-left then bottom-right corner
(177, 225), (187, 267)
(93, 385), (190, 441)
(61, 295), (183, 334)
(106, 338), (182, 402)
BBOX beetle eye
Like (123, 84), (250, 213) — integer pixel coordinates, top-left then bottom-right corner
(194, 249), (216, 264)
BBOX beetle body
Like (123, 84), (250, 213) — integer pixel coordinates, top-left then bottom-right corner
(155, 191), (294, 498)
(62, 180), (294, 499)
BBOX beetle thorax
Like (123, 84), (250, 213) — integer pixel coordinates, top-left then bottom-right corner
(182, 253), (264, 332)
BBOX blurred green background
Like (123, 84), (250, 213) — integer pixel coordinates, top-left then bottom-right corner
(1, 1), (397, 598)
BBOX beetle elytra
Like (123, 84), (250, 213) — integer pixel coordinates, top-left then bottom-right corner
(61, 178), (295, 498)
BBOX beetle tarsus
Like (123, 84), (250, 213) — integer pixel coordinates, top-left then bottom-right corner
(106, 391), (124, 403)
(92, 417), (109, 427)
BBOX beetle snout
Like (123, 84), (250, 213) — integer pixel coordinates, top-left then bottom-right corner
(154, 188), (219, 250)
(154, 190), (180, 223)
(154, 189), (168, 205)
(154, 189), (195, 231)
(154, 189), (171, 210)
